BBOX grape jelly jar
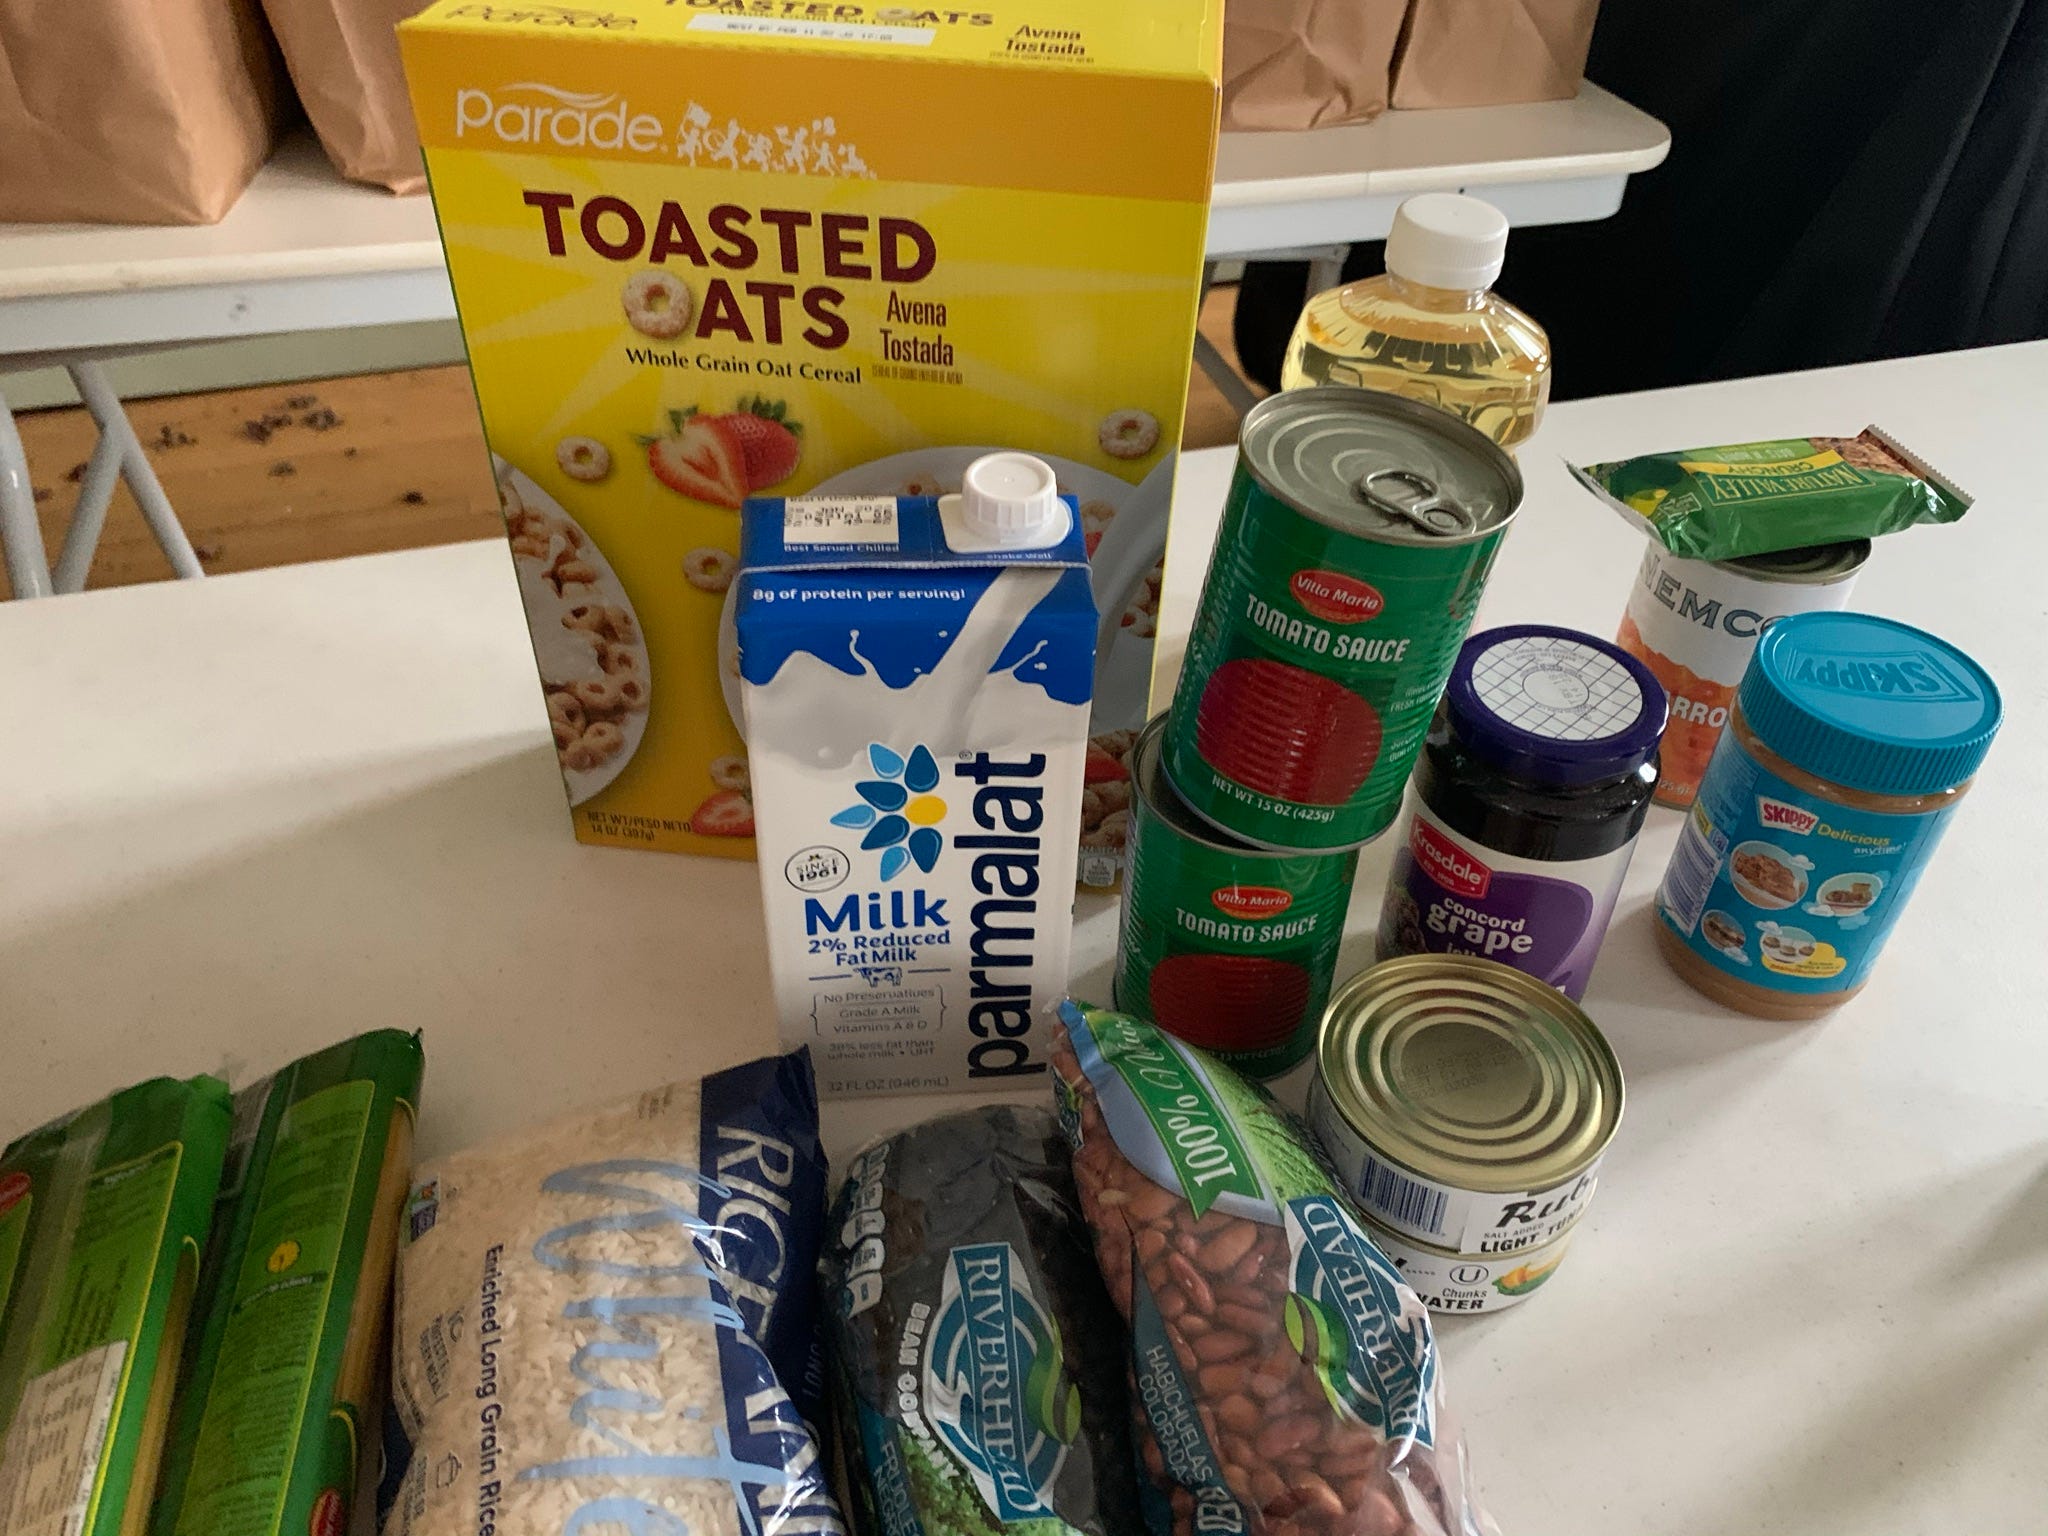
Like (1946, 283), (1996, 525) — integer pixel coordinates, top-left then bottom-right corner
(1377, 624), (1668, 999)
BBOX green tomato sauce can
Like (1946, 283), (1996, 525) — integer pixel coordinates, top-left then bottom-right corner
(1163, 386), (1522, 851)
(1114, 715), (1359, 1078)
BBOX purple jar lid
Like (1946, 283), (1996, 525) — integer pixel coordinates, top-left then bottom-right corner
(1444, 624), (1668, 787)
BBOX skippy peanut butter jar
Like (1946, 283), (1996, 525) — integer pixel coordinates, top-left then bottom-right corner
(399, 0), (1222, 860)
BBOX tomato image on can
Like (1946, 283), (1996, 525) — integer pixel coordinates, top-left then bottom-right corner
(1164, 387), (1522, 851)
(1114, 716), (1359, 1077)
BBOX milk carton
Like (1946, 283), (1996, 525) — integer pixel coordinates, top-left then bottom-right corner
(737, 454), (1094, 1096)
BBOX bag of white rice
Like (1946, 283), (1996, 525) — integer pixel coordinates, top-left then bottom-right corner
(379, 1051), (841, 1536)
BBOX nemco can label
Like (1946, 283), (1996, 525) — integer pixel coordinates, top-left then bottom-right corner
(1114, 719), (1357, 1078)
(1165, 476), (1505, 850)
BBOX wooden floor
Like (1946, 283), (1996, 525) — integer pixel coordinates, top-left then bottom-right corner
(5, 286), (1256, 596)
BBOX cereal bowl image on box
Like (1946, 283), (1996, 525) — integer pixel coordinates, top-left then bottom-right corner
(497, 459), (650, 806)
(398, 0), (1221, 859)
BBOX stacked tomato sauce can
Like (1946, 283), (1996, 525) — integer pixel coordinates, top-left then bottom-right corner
(1113, 388), (1521, 1077)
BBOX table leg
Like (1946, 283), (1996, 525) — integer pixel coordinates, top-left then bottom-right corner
(1192, 261), (1264, 420)
(52, 430), (126, 595)
(0, 384), (55, 600)
(67, 361), (204, 583)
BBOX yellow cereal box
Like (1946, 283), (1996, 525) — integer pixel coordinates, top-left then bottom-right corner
(399, 0), (1221, 863)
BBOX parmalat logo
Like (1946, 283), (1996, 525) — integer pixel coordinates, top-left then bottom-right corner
(831, 742), (947, 880)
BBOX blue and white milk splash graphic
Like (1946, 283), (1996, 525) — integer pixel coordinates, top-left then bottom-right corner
(735, 468), (1097, 1098)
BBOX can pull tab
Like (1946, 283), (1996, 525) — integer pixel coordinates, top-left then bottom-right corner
(1356, 468), (1478, 536)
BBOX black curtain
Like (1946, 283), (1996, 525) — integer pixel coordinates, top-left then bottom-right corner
(1234, 0), (2048, 400)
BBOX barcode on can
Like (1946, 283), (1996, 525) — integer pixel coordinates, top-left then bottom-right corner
(1659, 802), (1728, 935)
(1357, 1149), (1449, 1239)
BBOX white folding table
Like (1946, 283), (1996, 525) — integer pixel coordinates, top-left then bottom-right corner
(1, 340), (2040, 1536)
(0, 89), (1667, 596)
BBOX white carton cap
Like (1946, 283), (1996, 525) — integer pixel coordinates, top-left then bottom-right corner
(959, 452), (1063, 543)
(1385, 193), (1510, 291)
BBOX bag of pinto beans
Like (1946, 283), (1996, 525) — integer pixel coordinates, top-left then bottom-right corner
(1052, 1001), (1496, 1536)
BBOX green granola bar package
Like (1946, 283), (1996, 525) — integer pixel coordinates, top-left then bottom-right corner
(1570, 427), (1970, 561)
(0, 1076), (233, 1536)
(152, 1029), (424, 1536)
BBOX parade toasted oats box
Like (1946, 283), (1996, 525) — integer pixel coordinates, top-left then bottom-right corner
(400, 0), (1221, 860)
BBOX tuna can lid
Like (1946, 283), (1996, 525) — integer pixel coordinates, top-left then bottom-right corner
(1238, 387), (1521, 546)
(1741, 611), (2001, 797)
(1721, 539), (1871, 584)
(1317, 954), (1622, 1193)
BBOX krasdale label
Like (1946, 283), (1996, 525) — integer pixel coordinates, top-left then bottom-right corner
(1757, 796), (1819, 835)
(1291, 569), (1384, 625)
(1412, 816), (1490, 898)
(1211, 884), (1293, 920)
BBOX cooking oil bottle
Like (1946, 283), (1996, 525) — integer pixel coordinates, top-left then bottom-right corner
(1281, 193), (1550, 449)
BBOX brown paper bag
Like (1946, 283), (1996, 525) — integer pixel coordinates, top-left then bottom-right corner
(1391, 0), (1602, 109)
(261, 0), (432, 193)
(0, 0), (282, 224)
(1222, 0), (1411, 131)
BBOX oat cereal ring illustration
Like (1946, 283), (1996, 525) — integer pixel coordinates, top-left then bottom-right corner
(1098, 408), (1160, 460)
(601, 604), (639, 644)
(509, 534), (549, 562)
(621, 270), (693, 339)
(563, 603), (607, 634)
(582, 719), (627, 758)
(556, 436), (612, 482)
(1079, 500), (1117, 535)
(683, 546), (737, 594)
(560, 729), (614, 772)
(612, 676), (649, 712)
(546, 690), (586, 731)
(571, 676), (627, 715)
(550, 715), (580, 751)
(551, 556), (598, 594)
(496, 471), (527, 520)
(709, 754), (750, 792)
(598, 642), (642, 677)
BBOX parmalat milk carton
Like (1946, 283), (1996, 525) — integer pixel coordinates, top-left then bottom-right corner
(736, 454), (1095, 1096)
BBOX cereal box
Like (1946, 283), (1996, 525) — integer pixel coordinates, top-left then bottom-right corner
(399, 0), (1222, 860)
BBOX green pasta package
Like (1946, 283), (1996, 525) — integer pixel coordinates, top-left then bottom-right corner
(1569, 427), (1970, 561)
(0, 1075), (233, 1536)
(152, 1029), (425, 1536)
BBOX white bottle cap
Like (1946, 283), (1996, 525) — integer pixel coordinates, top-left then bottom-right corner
(959, 452), (1062, 543)
(1384, 193), (1510, 291)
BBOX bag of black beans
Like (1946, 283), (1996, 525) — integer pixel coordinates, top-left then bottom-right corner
(821, 1106), (1138, 1536)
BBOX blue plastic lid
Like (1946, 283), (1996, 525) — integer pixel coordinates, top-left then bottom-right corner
(1741, 612), (2001, 797)
(1445, 624), (1668, 787)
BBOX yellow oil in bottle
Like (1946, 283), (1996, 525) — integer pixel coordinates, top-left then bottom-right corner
(1280, 194), (1551, 449)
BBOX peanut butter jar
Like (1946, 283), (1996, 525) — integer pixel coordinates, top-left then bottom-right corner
(1655, 612), (2001, 1019)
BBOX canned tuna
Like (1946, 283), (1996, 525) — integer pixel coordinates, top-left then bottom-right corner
(1164, 387), (1521, 851)
(1113, 716), (1358, 1077)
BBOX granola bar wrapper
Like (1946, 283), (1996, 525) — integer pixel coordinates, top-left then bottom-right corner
(1569, 428), (1970, 562)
